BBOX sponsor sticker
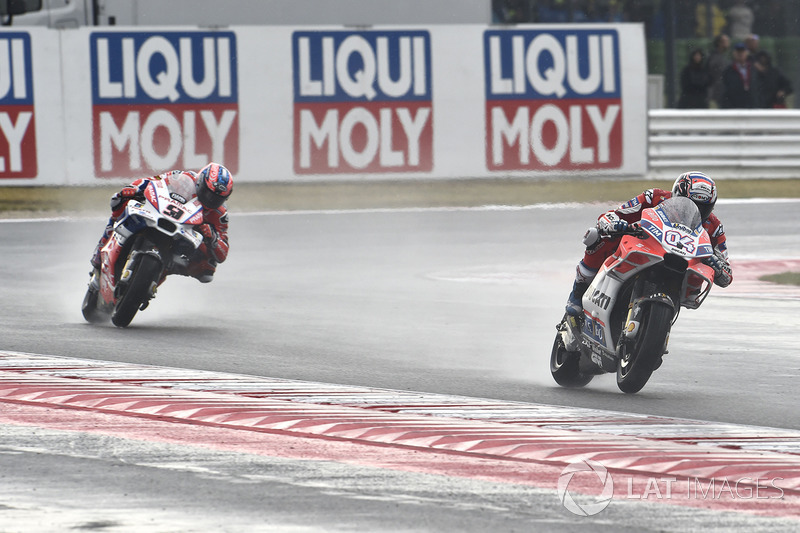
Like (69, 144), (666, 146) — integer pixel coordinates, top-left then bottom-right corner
(0, 33), (36, 178)
(293, 30), (433, 174)
(484, 29), (622, 171)
(91, 32), (239, 177)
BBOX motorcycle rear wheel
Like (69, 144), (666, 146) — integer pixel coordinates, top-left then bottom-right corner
(111, 253), (162, 328)
(616, 302), (672, 394)
(81, 285), (108, 324)
(550, 330), (593, 388)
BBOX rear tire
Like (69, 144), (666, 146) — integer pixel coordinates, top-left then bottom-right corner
(550, 330), (593, 388)
(616, 302), (672, 394)
(81, 285), (108, 324)
(111, 253), (162, 328)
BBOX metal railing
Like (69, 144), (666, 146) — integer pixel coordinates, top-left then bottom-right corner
(648, 109), (800, 179)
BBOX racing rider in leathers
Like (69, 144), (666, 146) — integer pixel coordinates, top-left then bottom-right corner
(565, 171), (733, 316)
(89, 162), (233, 285)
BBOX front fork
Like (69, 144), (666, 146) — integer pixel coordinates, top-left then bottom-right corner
(616, 278), (676, 356)
(118, 252), (137, 288)
(115, 247), (162, 302)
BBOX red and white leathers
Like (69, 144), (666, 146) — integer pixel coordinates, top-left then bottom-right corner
(575, 188), (732, 286)
(90, 170), (230, 283)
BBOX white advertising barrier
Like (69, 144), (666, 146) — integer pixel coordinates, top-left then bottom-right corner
(0, 23), (647, 186)
(0, 28), (65, 185)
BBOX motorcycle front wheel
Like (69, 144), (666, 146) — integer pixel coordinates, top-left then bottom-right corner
(111, 253), (162, 328)
(616, 302), (672, 394)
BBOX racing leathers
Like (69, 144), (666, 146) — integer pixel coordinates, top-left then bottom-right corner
(90, 170), (230, 283)
(566, 188), (732, 316)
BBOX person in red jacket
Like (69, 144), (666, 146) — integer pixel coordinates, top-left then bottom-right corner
(565, 171), (733, 316)
(90, 162), (232, 284)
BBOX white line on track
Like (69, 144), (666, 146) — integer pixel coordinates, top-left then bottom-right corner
(2, 197), (798, 223)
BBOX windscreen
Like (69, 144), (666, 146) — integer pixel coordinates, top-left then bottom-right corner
(165, 173), (196, 202)
(657, 196), (702, 231)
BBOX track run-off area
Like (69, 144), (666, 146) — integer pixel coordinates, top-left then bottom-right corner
(1, 197), (799, 531)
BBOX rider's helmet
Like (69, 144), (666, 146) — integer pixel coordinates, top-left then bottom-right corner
(672, 171), (717, 221)
(195, 163), (233, 210)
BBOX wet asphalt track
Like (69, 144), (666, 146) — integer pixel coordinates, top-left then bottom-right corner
(3, 199), (799, 428)
(1, 198), (799, 531)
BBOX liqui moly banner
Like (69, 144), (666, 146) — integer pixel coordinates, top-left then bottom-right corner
(484, 29), (624, 172)
(292, 30), (433, 175)
(0, 33), (36, 178)
(90, 31), (239, 178)
(0, 24), (648, 185)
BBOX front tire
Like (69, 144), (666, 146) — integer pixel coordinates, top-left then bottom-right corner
(616, 302), (672, 394)
(111, 253), (162, 328)
(550, 330), (593, 388)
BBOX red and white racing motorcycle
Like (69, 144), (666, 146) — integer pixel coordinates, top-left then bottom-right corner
(82, 173), (205, 327)
(551, 196), (718, 393)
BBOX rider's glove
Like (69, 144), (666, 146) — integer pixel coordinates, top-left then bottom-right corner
(705, 252), (732, 288)
(110, 185), (145, 214)
(197, 223), (218, 245)
(611, 220), (629, 233)
(597, 213), (628, 235)
(118, 185), (145, 203)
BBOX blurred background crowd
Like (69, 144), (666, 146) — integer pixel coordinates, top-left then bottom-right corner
(491, 0), (799, 108)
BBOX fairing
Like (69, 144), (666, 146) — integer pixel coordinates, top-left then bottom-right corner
(97, 177), (204, 307)
(582, 197), (715, 354)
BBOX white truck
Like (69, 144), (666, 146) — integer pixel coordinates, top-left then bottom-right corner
(1, 0), (492, 28)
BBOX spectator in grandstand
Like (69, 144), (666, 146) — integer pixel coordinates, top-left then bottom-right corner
(719, 42), (759, 108)
(753, 51), (793, 108)
(744, 33), (760, 63)
(677, 49), (711, 109)
(707, 34), (731, 107)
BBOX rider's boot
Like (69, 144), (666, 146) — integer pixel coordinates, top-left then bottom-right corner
(90, 248), (101, 272)
(565, 281), (589, 317)
(90, 268), (100, 287)
(90, 221), (113, 270)
(565, 261), (597, 317)
(197, 270), (215, 283)
(188, 258), (217, 284)
(88, 248), (101, 292)
(89, 240), (104, 292)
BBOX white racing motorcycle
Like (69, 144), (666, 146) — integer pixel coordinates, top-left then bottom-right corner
(550, 196), (718, 393)
(82, 173), (205, 327)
